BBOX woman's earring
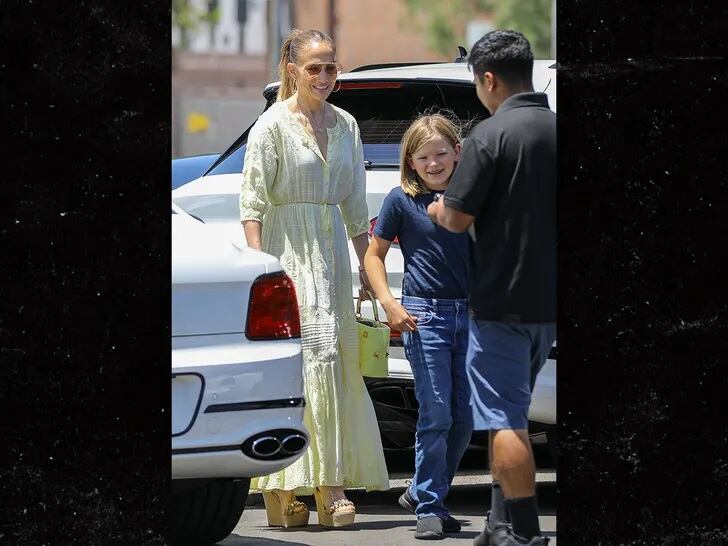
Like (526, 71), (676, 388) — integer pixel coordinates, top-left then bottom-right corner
(332, 79), (341, 93)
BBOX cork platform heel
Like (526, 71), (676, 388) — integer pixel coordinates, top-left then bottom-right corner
(313, 486), (356, 528)
(262, 489), (310, 528)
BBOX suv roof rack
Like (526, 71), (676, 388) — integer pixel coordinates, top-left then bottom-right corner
(351, 46), (468, 72)
(454, 46), (468, 63)
(349, 61), (446, 72)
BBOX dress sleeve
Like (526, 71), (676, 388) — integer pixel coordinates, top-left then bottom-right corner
(340, 120), (369, 238)
(240, 122), (278, 223)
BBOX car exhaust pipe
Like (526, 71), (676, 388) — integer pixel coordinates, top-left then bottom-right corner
(280, 433), (307, 456)
(250, 436), (282, 458)
(241, 429), (308, 461)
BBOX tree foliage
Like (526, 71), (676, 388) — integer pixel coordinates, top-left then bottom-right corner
(494, 0), (552, 58)
(402, 0), (553, 59)
(172, 0), (221, 49)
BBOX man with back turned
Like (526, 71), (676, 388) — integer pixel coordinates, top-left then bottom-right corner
(427, 30), (556, 546)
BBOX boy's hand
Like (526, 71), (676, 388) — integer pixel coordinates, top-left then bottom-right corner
(382, 300), (418, 333)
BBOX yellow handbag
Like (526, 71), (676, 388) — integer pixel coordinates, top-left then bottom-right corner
(355, 290), (390, 378)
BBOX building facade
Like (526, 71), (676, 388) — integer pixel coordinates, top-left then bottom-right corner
(171, 0), (493, 156)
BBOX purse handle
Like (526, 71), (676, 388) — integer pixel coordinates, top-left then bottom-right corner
(355, 288), (381, 322)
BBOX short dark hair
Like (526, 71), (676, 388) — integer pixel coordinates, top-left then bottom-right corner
(468, 30), (534, 86)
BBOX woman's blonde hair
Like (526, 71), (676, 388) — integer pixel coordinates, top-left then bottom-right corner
(400, 113), (462, 197)
(277, 29), (335, 102)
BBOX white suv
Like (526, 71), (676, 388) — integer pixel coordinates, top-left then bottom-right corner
(171, 205), (308, 545)
(172, 58), (557, 454)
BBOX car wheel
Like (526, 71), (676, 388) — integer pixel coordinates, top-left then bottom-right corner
(170, 478), (250, 546)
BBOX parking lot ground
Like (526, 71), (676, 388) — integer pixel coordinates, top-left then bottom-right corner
(221, 468), (556, 545)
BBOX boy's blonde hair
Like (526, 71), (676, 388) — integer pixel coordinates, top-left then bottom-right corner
(400, 113), (461, 197)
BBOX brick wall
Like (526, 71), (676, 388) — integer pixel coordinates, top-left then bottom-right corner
(292, 0), (458, 70)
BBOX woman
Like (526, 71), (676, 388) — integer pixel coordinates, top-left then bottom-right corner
(239, 28), (389, 528)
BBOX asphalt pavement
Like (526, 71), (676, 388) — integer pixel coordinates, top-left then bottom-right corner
(220, 448), (556, 545)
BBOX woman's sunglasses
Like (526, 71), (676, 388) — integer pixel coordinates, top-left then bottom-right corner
(302, 62), (342, 78)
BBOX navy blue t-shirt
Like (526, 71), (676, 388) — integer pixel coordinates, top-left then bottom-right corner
(373, 187), (469, 299)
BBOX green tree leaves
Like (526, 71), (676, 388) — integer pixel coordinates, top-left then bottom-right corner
(402, 0), (553, 59)
(172, 0), (221, 50)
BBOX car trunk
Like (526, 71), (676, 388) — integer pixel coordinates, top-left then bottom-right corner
(172, 215), (280, 336)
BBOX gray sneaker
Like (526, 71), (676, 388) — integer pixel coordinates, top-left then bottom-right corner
(399, 488), (461, 533)
(415, 516), (445, 540)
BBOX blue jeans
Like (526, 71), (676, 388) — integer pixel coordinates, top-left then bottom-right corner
(401, 295), (473, 519)
(467, 319), (556, 430)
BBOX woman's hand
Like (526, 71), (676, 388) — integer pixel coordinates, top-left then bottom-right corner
(358, 287), (370, 307)
(382, 300), (418, 333)
(359, 268), (373, 294)
(242, 220), (263, 251)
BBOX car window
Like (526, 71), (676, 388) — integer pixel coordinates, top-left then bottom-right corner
(207, 144), (246, 176)
(332, 82), (487, 165)
(172, 153), (221, 189)
(206, 81), (487, 176)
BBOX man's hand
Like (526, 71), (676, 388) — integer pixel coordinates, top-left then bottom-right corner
(427, 198), (475, 233)
(382, 300), (418, 332)
(426, 199), (444, 225)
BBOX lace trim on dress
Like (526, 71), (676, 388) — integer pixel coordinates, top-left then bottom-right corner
(278, 102), (347, 147)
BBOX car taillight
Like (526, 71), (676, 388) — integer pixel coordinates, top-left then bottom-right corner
(385, 324), (402, 343)
(368, 217), (399, 245)
(246, 272), (301, 340)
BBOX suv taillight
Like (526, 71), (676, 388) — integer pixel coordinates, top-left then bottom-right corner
(246, 272), (301, 340)
(368, 217), (399, 246)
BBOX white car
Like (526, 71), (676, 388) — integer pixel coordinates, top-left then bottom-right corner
(173, 57), (557, 454)
(171, 204), (308, 545)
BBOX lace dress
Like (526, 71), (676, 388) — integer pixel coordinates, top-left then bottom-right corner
(240, 101), (389, 494)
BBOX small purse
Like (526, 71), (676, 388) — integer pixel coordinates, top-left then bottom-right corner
(355, 290), (390, 378)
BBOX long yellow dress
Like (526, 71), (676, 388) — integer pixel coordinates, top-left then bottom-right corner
(240, 101), (390, 494)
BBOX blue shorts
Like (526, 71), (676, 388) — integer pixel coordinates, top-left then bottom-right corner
(466, 319), (556, 431)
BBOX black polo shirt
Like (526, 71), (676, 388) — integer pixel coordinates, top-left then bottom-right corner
(444, 92), (556, 323)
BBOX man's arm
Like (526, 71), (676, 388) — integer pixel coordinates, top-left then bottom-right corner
(426, 199), (474, 233)
(430, 131), (494, 232)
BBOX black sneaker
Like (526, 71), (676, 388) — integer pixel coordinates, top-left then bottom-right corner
(398, 487), (417, 513)
(415, 516), (445, 540)
(399, 488), (461, 533)
(473, 511), (511, 546)
(498, 530), (549, 546)
(442, 515), (461, 533)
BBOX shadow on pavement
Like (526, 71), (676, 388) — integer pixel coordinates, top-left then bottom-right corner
(240, 519), (417, 533)
(223, 525), (484, 543)
(220, 535), (309, 545)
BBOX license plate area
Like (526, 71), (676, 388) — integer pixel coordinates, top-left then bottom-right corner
(172, 373), (204, 436)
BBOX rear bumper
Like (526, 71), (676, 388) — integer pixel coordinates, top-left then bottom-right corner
(172, 334), (308, 479)
(171, 408), (308, 479)
(528, 358), (556, 425)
